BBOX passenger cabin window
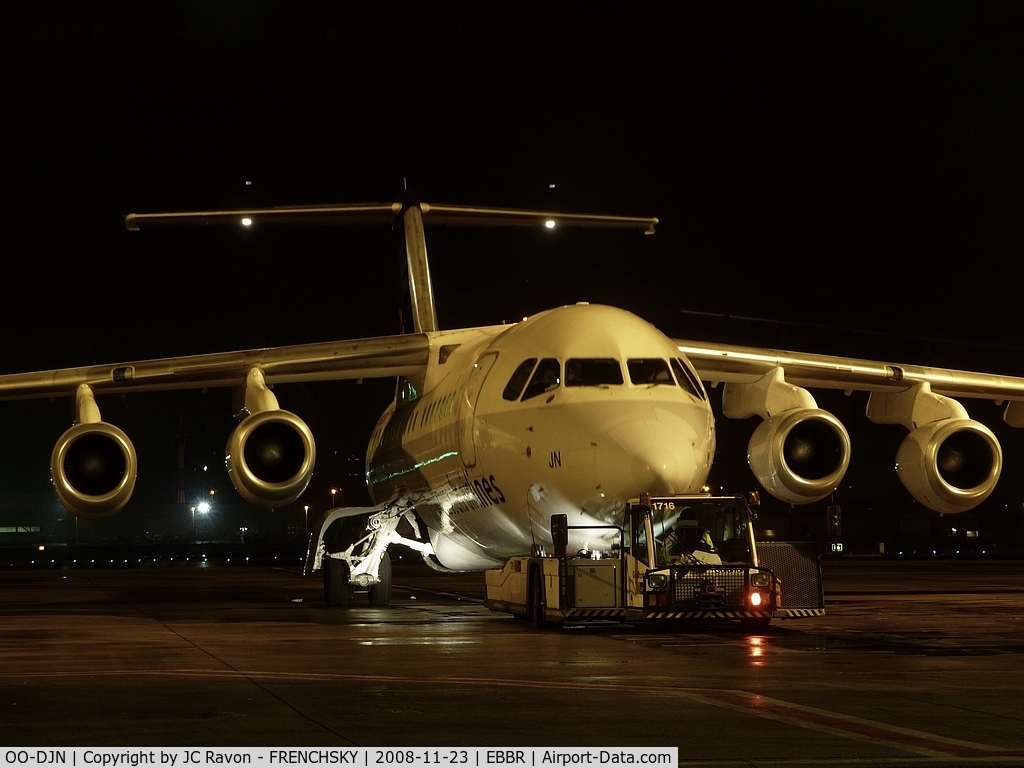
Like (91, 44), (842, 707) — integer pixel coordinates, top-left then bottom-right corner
(671, 357), (706, 400)
(627, 359), (674, 386)
(564, 359), (623, 387)
(502, 359), (538, 401)
(521, 358), (561, 400)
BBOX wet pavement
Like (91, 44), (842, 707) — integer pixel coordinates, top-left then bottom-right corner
(0, 558), (1022, 766)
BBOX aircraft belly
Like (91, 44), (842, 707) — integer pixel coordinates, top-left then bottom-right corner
(427, 526), (506, 570)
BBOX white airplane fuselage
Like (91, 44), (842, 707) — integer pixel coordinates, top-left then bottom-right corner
(366, 304), (716, 570)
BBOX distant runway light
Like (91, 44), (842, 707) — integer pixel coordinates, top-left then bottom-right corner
(544, 219), (556, 229)
(241, 217), (253, 227)
(245, 180), (252, 186)
(549, 183), (556, 188)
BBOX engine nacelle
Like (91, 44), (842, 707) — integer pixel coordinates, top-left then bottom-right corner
(748, 408), (851, 504)
(51, 422), (138, 520)
(225, 409), (316, 506)
(895, 419), (1001, 514)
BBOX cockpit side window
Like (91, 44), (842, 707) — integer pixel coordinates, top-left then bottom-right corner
(521, 358), (561, 400)
(565, 359), (623, 387)
(627, 359), (674, 386)
(397, 377), (419, 403)
(671, 357), (707, 400)
(502, 359), (538, 401)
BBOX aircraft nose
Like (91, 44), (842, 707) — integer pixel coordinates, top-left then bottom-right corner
(595, 419), (702, 497)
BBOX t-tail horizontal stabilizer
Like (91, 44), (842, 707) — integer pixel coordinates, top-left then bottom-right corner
(125, 201), (659, 335)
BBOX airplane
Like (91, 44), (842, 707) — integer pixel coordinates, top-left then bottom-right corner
(3, 198), (1022, 608)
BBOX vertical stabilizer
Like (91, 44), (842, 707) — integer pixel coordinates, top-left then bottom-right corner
(402, 204), (439, 333)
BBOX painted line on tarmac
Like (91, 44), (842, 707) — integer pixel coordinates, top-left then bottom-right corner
(392, 584), (483, 603)
(3, 668), (1021, 760)
(692, 688), (1015, 759)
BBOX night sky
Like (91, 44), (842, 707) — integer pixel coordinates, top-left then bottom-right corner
(1, 5), (1022, 521)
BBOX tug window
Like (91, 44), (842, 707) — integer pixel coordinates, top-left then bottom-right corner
(503, 359), (538, 401)
(564, 359), (623, 387)
(672, 357), (706, 400)
(521, 358), (561, 400)
(627, 359), (674, 386)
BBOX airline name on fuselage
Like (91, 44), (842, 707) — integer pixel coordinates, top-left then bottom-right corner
(471, 474), (505, 507)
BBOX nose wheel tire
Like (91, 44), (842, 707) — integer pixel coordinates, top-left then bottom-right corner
(324, 557), (350, 607)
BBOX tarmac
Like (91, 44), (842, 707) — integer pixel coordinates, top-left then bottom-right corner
(1, 556), (1022, 766)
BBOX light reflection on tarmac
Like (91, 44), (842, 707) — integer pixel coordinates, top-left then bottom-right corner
(0, 559), (1021, 765)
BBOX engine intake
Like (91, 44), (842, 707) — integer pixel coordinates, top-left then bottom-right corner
(748, 408), (851, 504)
(51, 422), (138, 520)
(895, 419), (1001, 514)
(226, 409), (316, 506)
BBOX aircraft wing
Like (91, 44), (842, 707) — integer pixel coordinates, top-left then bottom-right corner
(675, 338), (1024, 426)
(0, 332), (430, 401)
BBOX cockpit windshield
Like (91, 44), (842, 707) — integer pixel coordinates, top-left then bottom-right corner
(671, 358), (706, 400)
(627, 358), (674, 385)
(507, 356), (701, 402)
(503, 359), (537, 401)
(565, 359), (623, 387)
(521, 358), (561, 400)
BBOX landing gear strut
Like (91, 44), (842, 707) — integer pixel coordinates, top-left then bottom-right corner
(313, 498), (432, 609)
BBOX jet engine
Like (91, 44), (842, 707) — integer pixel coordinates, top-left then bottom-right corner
(51, 421), (138, 520)
(747, 408), (851, 504)
(225, 409), (316, 506)
(895, 419), (1001, 514)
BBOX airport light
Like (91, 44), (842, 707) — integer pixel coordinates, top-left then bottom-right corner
(193, 501), (211, 544)
(241, 217), (252, 227)
(544, 219), (556, 229)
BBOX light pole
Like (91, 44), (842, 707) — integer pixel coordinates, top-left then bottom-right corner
(304, 505), (310, 542)
(330, 488), (338, 507)
(191, 506), (196, 543)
